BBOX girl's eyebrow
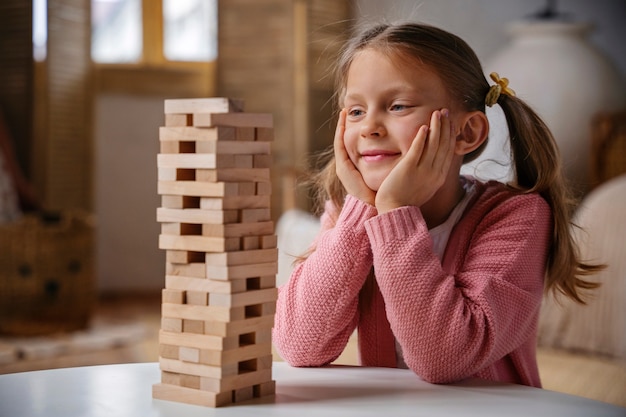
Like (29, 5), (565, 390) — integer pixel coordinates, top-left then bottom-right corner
(344, 86), (418, 102)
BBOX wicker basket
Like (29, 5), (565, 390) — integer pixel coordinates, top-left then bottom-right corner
(0, 210), (95, 336)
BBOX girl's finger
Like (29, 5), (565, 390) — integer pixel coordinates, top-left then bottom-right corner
(405, 124), (429, 164)
(432, 109), (454, 170)
(422, 110), (443, 168)
(333, 109), (347, 155)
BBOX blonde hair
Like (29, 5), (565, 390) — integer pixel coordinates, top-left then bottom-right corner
(308, 23), (600, 303)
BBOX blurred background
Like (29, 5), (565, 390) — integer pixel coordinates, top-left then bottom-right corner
(0, 0), (624, 407)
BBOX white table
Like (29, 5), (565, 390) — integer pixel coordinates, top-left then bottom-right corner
(0, 362), (623, 417)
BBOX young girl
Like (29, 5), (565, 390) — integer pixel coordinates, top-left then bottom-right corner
(273, 23), (600, 388)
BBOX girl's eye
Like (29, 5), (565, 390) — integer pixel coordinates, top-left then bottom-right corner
(348, 108), (364, 117)
(390, 104), (408, 111)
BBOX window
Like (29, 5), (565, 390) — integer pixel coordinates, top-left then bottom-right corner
(91, 0), (142, 63)
(91, 0), (217, 64)
(90, 0), (218, 95)
(163, 0), (217, 62)
(33, 0), (47, 61)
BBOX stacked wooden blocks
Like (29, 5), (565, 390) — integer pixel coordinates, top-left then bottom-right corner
(152, 98), (278, 407)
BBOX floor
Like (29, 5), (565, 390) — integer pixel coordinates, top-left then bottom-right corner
(1, 293), (624, 408)
(0, 293), (161, 374)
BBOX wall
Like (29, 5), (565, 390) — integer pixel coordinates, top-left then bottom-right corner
(95, 94), (165, 292)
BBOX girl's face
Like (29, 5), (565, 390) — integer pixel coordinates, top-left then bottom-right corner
(342, 48), (453, 191)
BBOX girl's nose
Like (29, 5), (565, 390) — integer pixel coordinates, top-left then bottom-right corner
(360, 116), (386, 138)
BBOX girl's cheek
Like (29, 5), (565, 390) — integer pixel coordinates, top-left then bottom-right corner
(343, 127), (359, 163)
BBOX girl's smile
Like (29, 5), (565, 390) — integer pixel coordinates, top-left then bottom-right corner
(360, 148), (401, 163)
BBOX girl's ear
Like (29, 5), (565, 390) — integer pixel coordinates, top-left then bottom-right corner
(455, 110), (489, 156)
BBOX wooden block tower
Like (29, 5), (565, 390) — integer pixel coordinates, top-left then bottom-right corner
(152, 98), (278, 407)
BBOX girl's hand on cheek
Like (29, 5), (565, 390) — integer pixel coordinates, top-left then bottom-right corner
(334, 109), (376, 206)
(375, 109), (454, 214)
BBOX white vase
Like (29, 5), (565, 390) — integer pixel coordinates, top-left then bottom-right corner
(475, 20), (626, 193)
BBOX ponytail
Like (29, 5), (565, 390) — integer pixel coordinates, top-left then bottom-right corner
(498, 95), (602, 303)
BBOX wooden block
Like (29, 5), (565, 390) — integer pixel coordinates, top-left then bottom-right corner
(159, 329), (239, 350)
(157, 167), (177, 181)
(157, 208), (239, 225)
(161, 317), (183, 333)
(159, 344), (180, 359)
(157, 138), (271, 154)
(164, 97), (244, 114)
(167, 262), (206, 278)
(161, 302), (245, 324)
(157, 153), (237, 169)
(159, 234), (240, 252)
(239, 235), (277, 251)
(159, 141), (179, 154)
(201, 221), (274, 238)
(153, 383), (232, 407)
(241, 236), (260, 250)
(237, 182), (257, 196)
(183, 319), (204, 334)
(253, 154), (272, 168)
(166, 250), (204, 264)
(235, 127), (255, 141)
(161, 222), (202, 236)
(166, 250), (189, 264)
(161, 370), (181, 385)
(159, 126), (235, 141)
(179, 346), (200, 363)
(195, 168), (270, 183)
(204, 248), (278, 267)
(261, 235), (278, 249)
(251, 329), (273, 345)
(242, 301), (276, 319)
(162, 288), (185, 304)
(161, 195), (200, 209)
(206, 262), (278, 281)
(165, 113), (192, 127)
(240, 208), (271, 223)
(193, 112), (273, 128)
(200, 195), (271, 210)
(258, 275), (276, 289)
(203, 315), (275, 338)
(261, 301), (277, 316)
(199, 368), (272, 393)
(209, 288), (277, 308)
(254, 380), (276, 397)
(185, 290), (208, 306)
(180, 374), (201, 389)
(165, 275), (247, 294)
(195, 140), (270, 154)
(197, 342), (272, 366)
(160, 357), (238, 379)
(255, 181), (272, 196)
(158, 181), (241, 197)
(233, 386), (254, 402)
(254, 355), (273, 371)
(256, 127), (274, 141)
(233, 155), (253, 168)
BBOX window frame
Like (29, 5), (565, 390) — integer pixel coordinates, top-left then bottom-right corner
(94, 0), (216, 96)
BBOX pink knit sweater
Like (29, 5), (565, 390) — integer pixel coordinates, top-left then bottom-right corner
(273, 178), (551, 387)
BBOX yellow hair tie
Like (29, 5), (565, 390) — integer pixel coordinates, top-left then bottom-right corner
(485, 72), (516, 107)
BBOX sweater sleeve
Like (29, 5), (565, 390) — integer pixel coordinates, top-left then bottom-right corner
(273, 195), (377, 366)
(365, 193), (550, 383)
